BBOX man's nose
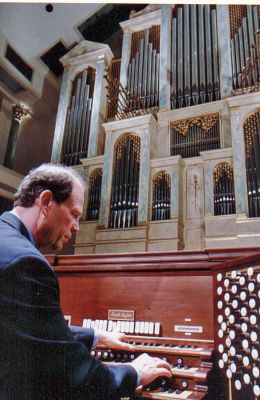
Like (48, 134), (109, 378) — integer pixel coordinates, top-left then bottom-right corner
(71, 220), (80, 232)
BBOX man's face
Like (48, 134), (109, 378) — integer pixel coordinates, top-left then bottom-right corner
(42, 180), (84, 251)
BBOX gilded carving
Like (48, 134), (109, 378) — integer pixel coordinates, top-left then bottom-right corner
(170, 113), (219, 136)
(214, 162), (234, 184)
(12, 105), (29, 122)
(244, 111), (260, 158)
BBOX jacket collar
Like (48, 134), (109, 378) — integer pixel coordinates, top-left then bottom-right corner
(0, 211), (36, 247)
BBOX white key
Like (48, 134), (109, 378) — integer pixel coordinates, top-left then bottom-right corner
(154, 322), (160, 335)
(112, 321), (117, 331)
(125, 321), (130, 333)
(121, 320), (126, 333)
(94, 320), (99, 330)
(129, 321), (135, 333)
(149, 322), (154, 335)
(90, 320), (95, 329)
(144, 322), (149, 335)
(102, 320), (108, 331)
(139, 321), (145, 334)
(116, 320), (121, 332)
(135, 321), (140, 334)
(108, 320), (113, 331)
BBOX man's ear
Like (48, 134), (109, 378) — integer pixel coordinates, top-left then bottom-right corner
(38, 190), (54, 216)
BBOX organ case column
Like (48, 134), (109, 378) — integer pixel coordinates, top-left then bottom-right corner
(216, 5), (233, 98)
(228, 105), (248, 215)
(159, 4), (172, 111)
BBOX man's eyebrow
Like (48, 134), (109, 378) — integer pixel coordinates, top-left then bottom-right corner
(72, 208), (82, 216)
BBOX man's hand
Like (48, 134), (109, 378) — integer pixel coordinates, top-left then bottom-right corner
(97, 330), (134, 351)
(131, 353), (172, 387)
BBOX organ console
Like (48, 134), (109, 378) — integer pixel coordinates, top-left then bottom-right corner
(49, 248), (260, 400)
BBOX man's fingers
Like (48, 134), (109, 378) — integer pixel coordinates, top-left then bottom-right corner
(116, 341), (135, 350)
(151, 357), (172, 372)
(154, 367), (172, 379)
(155, 360), (172, 372)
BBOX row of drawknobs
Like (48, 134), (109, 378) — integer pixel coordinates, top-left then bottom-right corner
(91, 348), (191, 368)
(83, 318), (161, 335)
(215, 266), (260, 398)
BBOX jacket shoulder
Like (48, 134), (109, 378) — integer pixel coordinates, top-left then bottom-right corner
(0, 218), (46, 268)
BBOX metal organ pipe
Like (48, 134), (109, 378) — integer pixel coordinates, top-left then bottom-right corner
(214, 164), (236, 216)
(171, 5), (220, 109)
(198, 6), (206, 104)
(231, 5), (260, 92)
(61, 69), (93, 165)
(171, 18), (177, 109)
(244, 112), (260, 218)
(242, 17), (250, 61)
(127, 29), (160, 111)
(177, 6), (183, 109)
(211, 8), (219, 101)
(86, 170), (102, 221)
(205, 5), (213, 102)
(190, 5), (199, 106)
(152, 172), (171, 221)
(184, 4), (191, 107)
(170, 114), (220, 158)
(109, 136), (140, 229)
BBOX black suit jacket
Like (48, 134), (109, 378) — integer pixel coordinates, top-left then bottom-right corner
(0, 212), (137, 400)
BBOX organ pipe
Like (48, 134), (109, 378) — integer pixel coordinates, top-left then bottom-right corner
(230, 5), (260, 93)
(244, 111), (260, 218)
(109, 135), (140, 229)
(61, 68), (94, 165)
(213, 163), (236, 216)
(171, 4), (220, 109)
(170, 113), (220, 158)
(152, 172), (171, 221)
(86, 169), (102, 221)
(127, 27), (160, 111)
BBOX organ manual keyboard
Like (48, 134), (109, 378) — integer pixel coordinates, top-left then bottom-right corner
(49, 248), (260, 400)
(90, 336), (213, 399)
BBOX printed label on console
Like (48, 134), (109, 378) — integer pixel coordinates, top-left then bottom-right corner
(108, 309), (135, 321)
(174, 325), (203, 333)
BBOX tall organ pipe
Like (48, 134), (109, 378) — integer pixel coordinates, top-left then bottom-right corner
(171, 4), (220, 109)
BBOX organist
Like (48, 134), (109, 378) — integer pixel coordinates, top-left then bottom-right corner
(0, 163), (172, 400)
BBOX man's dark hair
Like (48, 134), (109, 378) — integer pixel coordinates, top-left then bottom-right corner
(14, 163), (85, 207)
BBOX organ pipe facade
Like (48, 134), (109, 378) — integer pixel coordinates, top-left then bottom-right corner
(52, 4), (260, 253)
(109, 135), (140, 229)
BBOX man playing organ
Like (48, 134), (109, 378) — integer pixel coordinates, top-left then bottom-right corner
(0, 163), (172, 400)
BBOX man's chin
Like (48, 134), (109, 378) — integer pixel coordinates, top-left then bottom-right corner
(51, 242), (63, 251)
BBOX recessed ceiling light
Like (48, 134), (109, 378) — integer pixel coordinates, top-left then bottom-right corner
(45, 4), (53, 13)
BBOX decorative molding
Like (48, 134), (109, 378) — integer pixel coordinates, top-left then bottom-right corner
(60, 40), (114, 69)
(170, 113), (219, 136)
(12, 104), (29, 121)
(120, 9), (161, 33)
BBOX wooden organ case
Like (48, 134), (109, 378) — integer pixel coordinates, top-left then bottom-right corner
(51, 249), (260, 400)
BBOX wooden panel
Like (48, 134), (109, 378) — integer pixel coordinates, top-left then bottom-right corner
(57, 270), (214, 341)
(51, 247), (260, 268)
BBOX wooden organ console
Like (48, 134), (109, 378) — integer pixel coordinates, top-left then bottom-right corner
(49, 248), (260, 400)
